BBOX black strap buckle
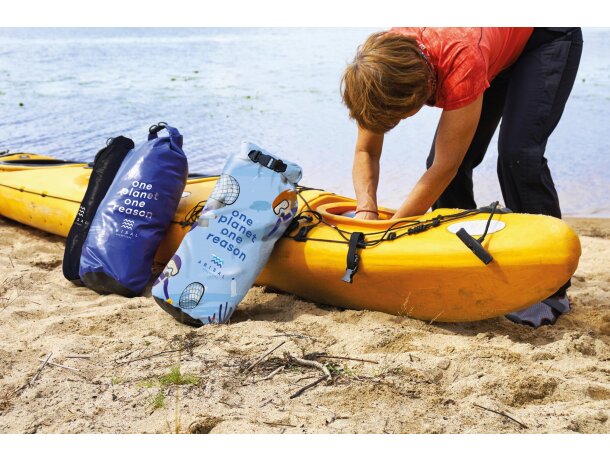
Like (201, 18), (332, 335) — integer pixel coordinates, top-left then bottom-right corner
(342, 232), (365, 283)
(284, 215), (312, 237)
(342, 262), (359, 284)
(248, 150), (287, 173)
(294, 225), (314, 242)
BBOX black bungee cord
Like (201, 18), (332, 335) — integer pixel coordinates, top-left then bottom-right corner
(286, 187), (488, 248)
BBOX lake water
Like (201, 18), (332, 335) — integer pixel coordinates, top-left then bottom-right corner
(1, 28), (608, 216)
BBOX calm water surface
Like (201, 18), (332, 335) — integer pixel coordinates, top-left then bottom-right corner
(0, 28), (608, 216)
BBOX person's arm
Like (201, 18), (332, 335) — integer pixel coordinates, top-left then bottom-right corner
(392, 95), (483, 219)
(353, 126), (384, 220)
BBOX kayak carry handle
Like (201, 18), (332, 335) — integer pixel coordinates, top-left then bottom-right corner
(456, 228), (493, 265)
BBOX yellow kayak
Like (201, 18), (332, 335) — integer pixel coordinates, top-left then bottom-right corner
(0, 154), (581, 321)
(0, 160), (217, 264)
(0, 151), (86, 172)
(259, 190), (581, 321)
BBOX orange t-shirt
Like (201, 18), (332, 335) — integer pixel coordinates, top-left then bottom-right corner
(389, 27), (534, 110)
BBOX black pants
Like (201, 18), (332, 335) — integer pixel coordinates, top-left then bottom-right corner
(427, 27), (583, 217)
(427, 28), (583, 296)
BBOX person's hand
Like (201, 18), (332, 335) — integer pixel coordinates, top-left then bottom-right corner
(354, 210), (379, 220)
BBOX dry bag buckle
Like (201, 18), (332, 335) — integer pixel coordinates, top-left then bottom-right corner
(149, 122), (168, 135)
(248, 150), (287, 173)
(342, 232), (365, 283)
(342, 254), (360, 283)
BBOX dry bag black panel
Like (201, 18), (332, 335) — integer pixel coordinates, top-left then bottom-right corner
(62, 136), (134, 283)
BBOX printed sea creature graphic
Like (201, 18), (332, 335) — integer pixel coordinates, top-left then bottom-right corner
(152, 254), (182, 304)
(207, 302), (235, 324)
(262, 189), (298, 241)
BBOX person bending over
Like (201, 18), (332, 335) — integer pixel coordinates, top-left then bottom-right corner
(341, 27), (582, 327)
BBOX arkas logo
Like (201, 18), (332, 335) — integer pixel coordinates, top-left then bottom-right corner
(76, 205), (86, 224)
(120, 219), (135, 230)
(117, 218), (137, 238)
(211, 255), (224, 267)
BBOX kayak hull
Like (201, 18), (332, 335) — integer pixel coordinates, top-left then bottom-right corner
(0, 165), (217, 264)
(0, 157), (581, 321)
(258, 191), (580, 322)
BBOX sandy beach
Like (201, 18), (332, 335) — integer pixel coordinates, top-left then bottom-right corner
(0, 215), (608, 434)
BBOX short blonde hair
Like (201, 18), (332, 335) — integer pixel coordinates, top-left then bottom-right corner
(341, 31), (431, 133)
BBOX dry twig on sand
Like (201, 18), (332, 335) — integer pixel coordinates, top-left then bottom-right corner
(263, 421), (297, 428)
(304, 352), (378, 364)
(285, 353), (331, 379)
(284, 352), (332, 399)
(38, 358), (81, 373)
(243, 341), (286, 373)
(252, 365), (285, 384)
(0, 278), (21, 312)
(114, 348), (185, 366)
(270, 332), (315, 341)
(0, 386), (17, 414)
(473, 403), (528, 429)
(30, 352), (53, 385)
(290, 375), (329, 399)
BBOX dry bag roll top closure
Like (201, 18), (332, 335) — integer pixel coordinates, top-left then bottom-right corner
(80, 123), (188, 297)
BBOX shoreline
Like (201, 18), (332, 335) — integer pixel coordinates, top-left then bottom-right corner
(0, 215), (609, 434)
(564, 217), (610, 239)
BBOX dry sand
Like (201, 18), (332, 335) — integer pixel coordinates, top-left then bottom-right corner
(0, 215), (608, 434)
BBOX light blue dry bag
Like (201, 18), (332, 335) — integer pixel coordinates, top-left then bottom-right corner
(153, 141), (302, 326)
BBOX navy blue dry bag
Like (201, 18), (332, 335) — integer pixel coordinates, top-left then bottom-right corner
(80, 123), (188, 297)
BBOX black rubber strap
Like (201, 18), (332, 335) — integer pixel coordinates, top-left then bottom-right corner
(477, 201), (499, 243)
(294, 224), (315, 241)
(248, 150), (287, 173)
(342, 232), (365, 283)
